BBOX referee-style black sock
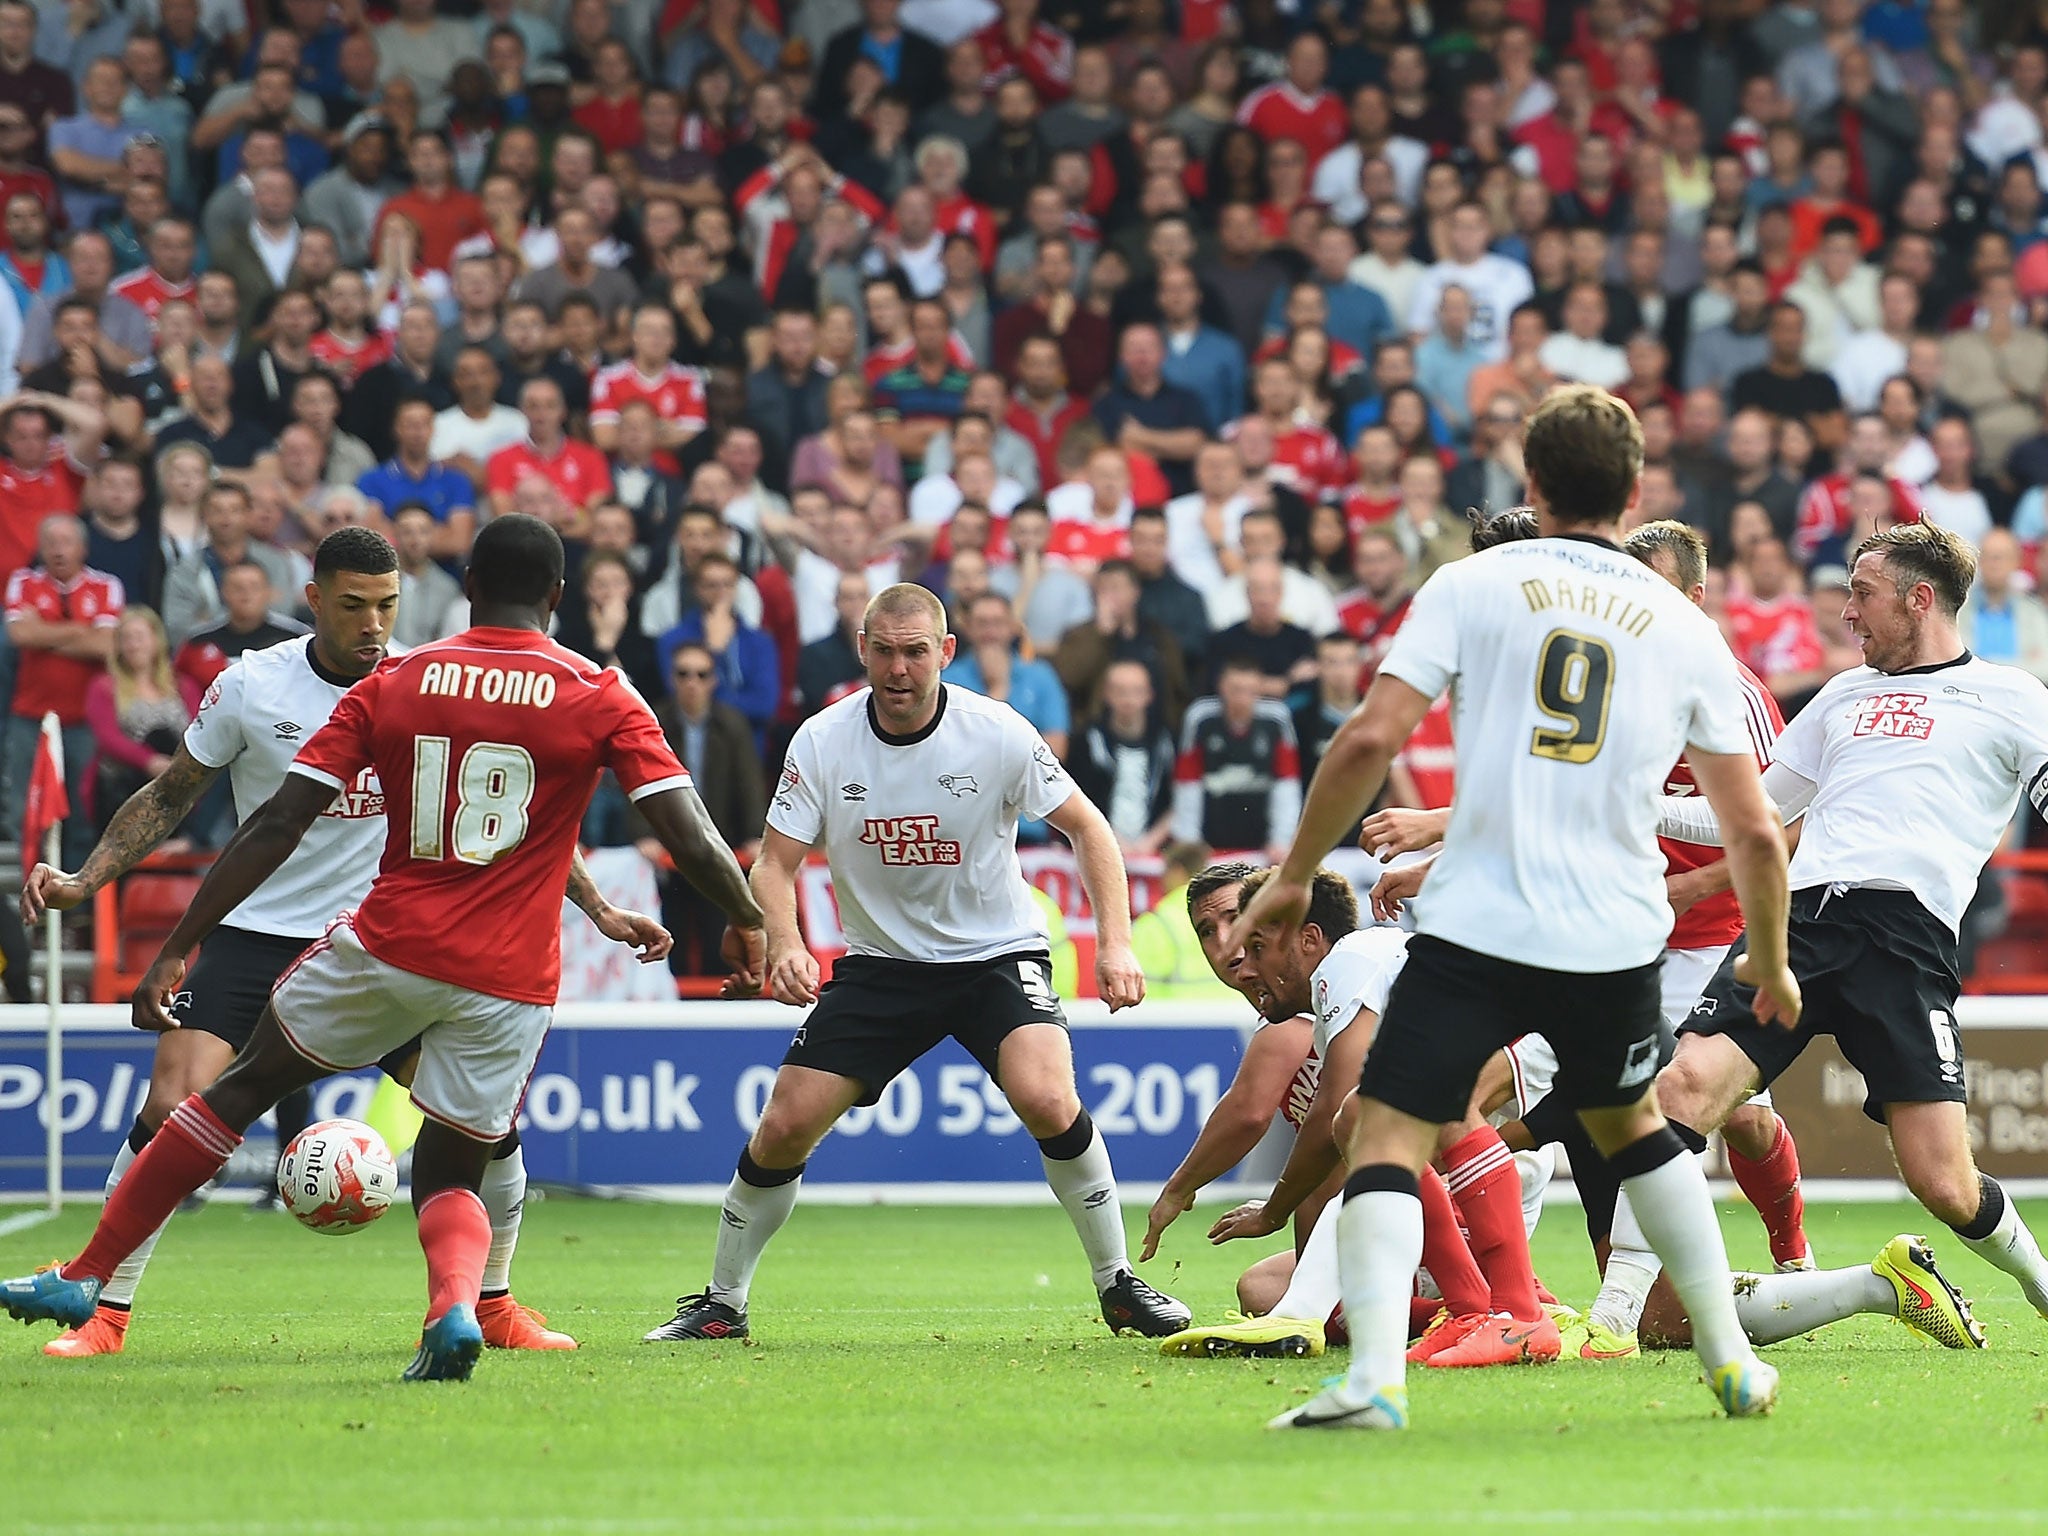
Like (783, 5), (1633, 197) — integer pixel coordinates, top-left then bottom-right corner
(738, 1146), (806, 1187)
(1035, 1108), (1096, 1161)
(1950, 1173), (2048, 1318)
(128, 1116), (155, 1156)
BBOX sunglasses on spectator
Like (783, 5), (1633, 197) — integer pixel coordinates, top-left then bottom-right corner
(674, 667), (713, 680)
(1370, 219), (1408, 231)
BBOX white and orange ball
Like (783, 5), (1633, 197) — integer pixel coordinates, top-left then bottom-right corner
(277, 1119), (399, 1234)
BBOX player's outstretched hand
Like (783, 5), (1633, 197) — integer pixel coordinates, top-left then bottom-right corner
(766, 945), (819, 1007)
(1734, 951), (1803, 1029)
(1369, 858), (1430, 923)
(132, 954), (188, 1034)
(1207, 1199), (1281, 1244)
(719, 925), (768, 997)
(1140, 1187), (1192, 1262)
(1223, 871), (1309, 957)
(1096, 941), (1145, 1012)
(20, 864), (87, 924)
(595, 905), (673, 963)
(1359, 806), (1448, 860)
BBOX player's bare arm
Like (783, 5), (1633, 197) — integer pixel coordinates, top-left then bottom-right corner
(22, 745), (224, 923)
(1229, 675), (1435, 952)
(1210, 1004), (1374, 1244)
(634, 786), (767, 990)
(1686, 747), (1799, 1029)
(563, 848), (674, 964)
(1359, 805), (1448, 860)
(1141, 1016), (1313, 1261)
(741, 828), (815, 1004)
(1667, 819), (1805, 918)
(1368, 855), (1433, 923)
(1045, 789), (1143, 1011)
(133, 773), (341, 1033)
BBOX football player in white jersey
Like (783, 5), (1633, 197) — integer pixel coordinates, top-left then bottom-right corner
(645, 583), (1192, 1342)
(1239, 385), (1798, 1430)
(19, 528), (655, 1357)
(1646, 520), (2048, 1331)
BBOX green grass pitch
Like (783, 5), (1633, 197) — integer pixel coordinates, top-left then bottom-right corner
(3, 1196), (2047, 1534)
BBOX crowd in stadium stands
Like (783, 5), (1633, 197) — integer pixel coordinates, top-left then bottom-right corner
(3, 0), (2048, 974)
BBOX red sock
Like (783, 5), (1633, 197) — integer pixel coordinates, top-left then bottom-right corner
(1442, 1126), (1544, 1322)
(1407, 1296), (1442, 1339)
(417, 1188), (491, 1325)
(1726, 1113), (1809, 1267)
(1417, 1166), (1491, 1317)
(68, 1095), (240, 1285)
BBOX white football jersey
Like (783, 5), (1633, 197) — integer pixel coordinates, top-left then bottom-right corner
(1310, 926), (1411, 1059)
(1380, 536), (1752, 972)
(768, 685), (1078, 963)
(1769, 654), (2048, 935)
(183, 636), (385, 939)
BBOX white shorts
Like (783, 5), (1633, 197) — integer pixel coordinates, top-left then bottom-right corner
(1500, 1032), (1555, 1121)
(271, 917), (552, 1142)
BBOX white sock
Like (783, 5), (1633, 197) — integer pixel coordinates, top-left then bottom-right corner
(100, 1137), (167, 1309)
(1956, 1177), (2048, 1318)
(1588, 1186), (1663, 1336)
(1621, 1145), (1756, 1374)
(708, 1157), (803, 1310)
(1337, 1184), (1424, 1397)
(1269, 1197), (1343, 1322)
(478, 1145), (526, 1296)
(1040, 1125), (1129, 1290)
(1515, 1147), (1553, 1239)
(1732, 1265), (1895, 1347)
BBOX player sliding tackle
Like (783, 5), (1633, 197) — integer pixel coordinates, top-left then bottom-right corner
(1235, 385), (1799, 1430)
(3, 516), (769, 1382)
(645, 583), (1190, 1343)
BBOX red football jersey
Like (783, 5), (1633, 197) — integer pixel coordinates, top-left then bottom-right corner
(309, 328), (394, 379)
(108, 268), (194, 322)
(588, 360), (708, 432)
(1235, 82), (1348, 167)
(1393, 695), (1456, 810)
(0, 456), (86, 579)
(288, 628), (692, 1004)
(1660, 657), (1782, 951)
(487, 437), (614, 508)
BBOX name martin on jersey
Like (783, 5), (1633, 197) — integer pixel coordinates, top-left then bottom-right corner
(1518, 576), (1657, 636)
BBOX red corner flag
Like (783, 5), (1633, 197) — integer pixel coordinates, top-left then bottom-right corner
(22, 712), (68, 878)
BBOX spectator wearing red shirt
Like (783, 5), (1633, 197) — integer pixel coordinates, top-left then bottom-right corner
(1235, 32), (1346, 170)
(107, 215), (198, 324)
(0, 389), (101, 585)
(1793, 413), (1923, 566)
(373, 131), (486, 274)
(1334, 524), (1413, 671)
(862, 272), (974, 383)
(991, 235), (1111, 397)
(912, 134), (998, 272)
(1231, 357), (1348, 503)
(1045, 442), (1134, 572)
(1788, 142), (1881, 266)
(588, 303), (708, 454)
(976, 0), (1073, 104)
(571, 39), (645, 154)
(1004, 334), (1089, 493)
(4, 514), (119, 863)
(487, 375), (613, 522)
(1337, 423), (1403, 538)
(1726, 536), (1830, 708)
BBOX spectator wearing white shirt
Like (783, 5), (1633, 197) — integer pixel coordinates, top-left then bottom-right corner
(1405, 199), (1535, 362)
(1916, 417), (1995, 547)
(1830, 272), (1920, 414)
(910, 448), (1024, 527)
(1539, 281), (1629, 389)
(430, 346), (528, 480)
(1203, 506), (1339, 636)
(1311, 84), (1427, 226)
(1785, 218), (1882, 372)
(1164, 440), (1252, 591)
(1348, 201), (1426, 333)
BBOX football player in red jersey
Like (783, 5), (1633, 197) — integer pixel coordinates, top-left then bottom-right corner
(3, 516), (766, 1381)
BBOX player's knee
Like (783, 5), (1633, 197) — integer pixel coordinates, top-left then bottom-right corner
(1721, 1100), (1776, 1161)
(1653, 1054), (1721, 1133)
(750, 1102), (830, 1167)
(1898, 1155), (1980, 1227)
(1236, 1253), (1290, 1315)
(1008, 1084), (1083, 1141)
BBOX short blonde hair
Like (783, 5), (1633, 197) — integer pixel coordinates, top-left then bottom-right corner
(862, 582), (948, 639)
(1624, 518), (1708, 592)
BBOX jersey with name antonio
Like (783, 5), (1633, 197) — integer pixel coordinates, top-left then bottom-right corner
(1662, 655), (1782, 951)
(768, 684), (1077, 964)
(288, 627), (691, 1003)
(1379, 534), (1750, 973)
(182, 635), (386, 940)
(1769, 652), (2048, 936)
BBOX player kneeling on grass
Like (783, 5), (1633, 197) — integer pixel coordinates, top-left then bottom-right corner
(644, 583), (1190, 1344)
(2, 516), (768, 1381)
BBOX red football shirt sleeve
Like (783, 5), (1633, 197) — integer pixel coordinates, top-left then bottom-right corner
(289, 669), (379, 798)
(601, 676), (693, 801)
(587, 369), (620, 426)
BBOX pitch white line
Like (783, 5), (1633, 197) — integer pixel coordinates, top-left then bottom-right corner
(0, 1207), (56, 1239)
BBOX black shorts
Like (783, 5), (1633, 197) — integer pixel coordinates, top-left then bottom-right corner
(1680, 885), (1963, 1122)
(170, 926), (315, 1050)
(1358, 934), (1665, 1127)
(785, 950), (1066, 1106)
